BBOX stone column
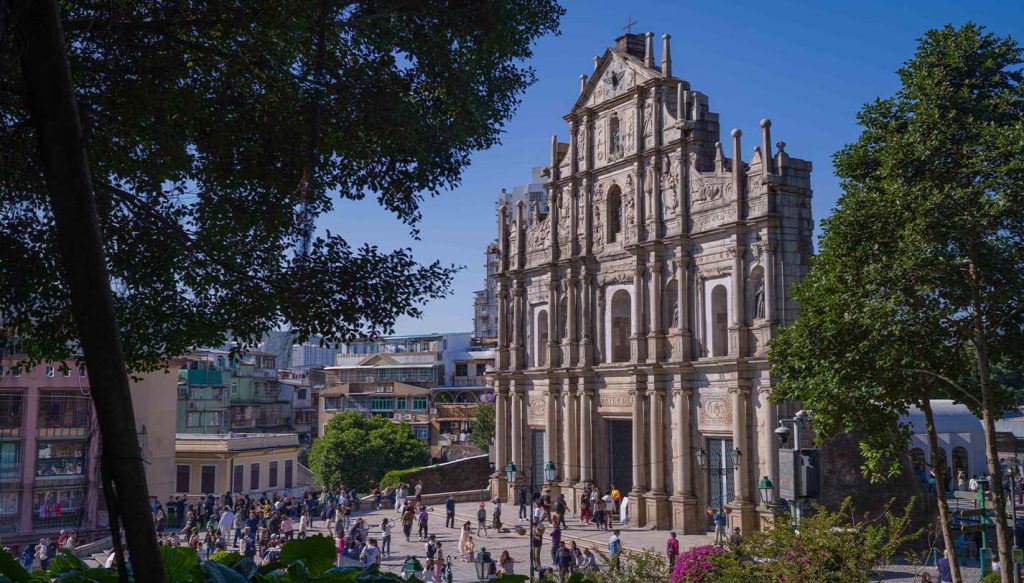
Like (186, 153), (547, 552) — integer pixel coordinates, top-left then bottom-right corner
(730, 387), (756, 535)
(547, 279), (558, 368)
(563, 381), (578, 484)
(631, 264), (645, 364)
(510, 383), (524, 471)
(579, 387), (594, 484)
(566, 276), (578, 366)
(580, 274), (594, 366)
(511, 283), (524, 370)
(497, 279), (509, 369)
(630, 386), (648, 525)
(759, 387), (778, 509)
(492, 382), (509, 499)
(676, 256), (691, 361)
(648, 257), (663, 363)
(730, 245), (747, 357)
(545, 384), (558, 484)
(646, 384), (670, 527)
(669, 382), (702, 531)
(765, 242), (777, 322)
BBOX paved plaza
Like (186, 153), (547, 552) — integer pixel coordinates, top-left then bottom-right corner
(306, 501), (985, 581)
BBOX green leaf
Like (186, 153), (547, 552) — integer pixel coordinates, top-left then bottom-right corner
(210, 551), (244, 567)
(279, 535), (336, 576)
(232, 558), (258, 579)
(0, 549), (30, 583)
(160, 546), (199, 583)
(286, 560), (310, 583)
(202, 560), (249, 583)
(48, 551), (86, 575)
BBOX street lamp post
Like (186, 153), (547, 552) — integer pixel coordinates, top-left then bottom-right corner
(1003, 458), (1022, 583)
(506, 460), (558, 581)
(775, 411), (813, 527)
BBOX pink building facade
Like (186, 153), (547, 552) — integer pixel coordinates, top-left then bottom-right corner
(0, 359), (104, 551)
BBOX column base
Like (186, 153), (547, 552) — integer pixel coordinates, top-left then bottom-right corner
(628, 489), (647, 526)
(669, 494), (704, 534)
(728, 500), (757, 536)
(559, 480), (578, 515)
(644, 491), (671, 528)
(757, 506), (781, 531)
(646, 334), (665, 363)
(489, 474), (507, 502)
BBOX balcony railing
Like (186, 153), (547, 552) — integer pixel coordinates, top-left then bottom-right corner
(448, 377), (489, 387)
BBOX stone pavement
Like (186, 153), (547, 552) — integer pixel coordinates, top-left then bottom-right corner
(308, 502), (987, 581)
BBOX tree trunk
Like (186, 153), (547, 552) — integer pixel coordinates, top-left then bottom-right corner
(16, 1), (164, 581)
(921, 397), (962, 583)
(970, 257), (1012, 583)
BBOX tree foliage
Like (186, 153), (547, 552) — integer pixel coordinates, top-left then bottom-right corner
(309, 412), (430, 491)
(769, 24), (1024, 580)
(470, 401), (495, 452)
(0, 0), (564, 371)
(769, 22), (1024, 476)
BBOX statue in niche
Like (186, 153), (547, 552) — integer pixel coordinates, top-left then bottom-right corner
(671, 296), (679, 329)
(643, 101), (653, 138)
(576, 124), (586, 163)
(596, 123), (606, 162)
(663, 159), (678, 216)
(754, 278), (766, 320)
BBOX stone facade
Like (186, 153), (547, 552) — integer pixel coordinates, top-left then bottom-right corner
(488, 32), (814, 534)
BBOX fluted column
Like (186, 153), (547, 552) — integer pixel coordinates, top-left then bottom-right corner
(566, 276), (578, 365)
(672, 387), (696, 496)
(581, 274), (594, 366)
(649, 387), (666, 493)
(676, 257), (691, 361)
(732, 245), (745, 326)
(579, 387), (594, 484)
(563, 381), (578, 483)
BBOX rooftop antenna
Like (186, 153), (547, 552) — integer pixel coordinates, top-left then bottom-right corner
(623, 16), (638, 35)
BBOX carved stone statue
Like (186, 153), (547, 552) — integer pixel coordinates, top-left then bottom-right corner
(643, 101), (653, 138)
(671, 296), (680, 329)
(644, 162), (655, 217)
(754, 278), (766, 320)
(596, 123), (605, 163)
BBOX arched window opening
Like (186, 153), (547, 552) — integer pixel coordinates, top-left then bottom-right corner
(711, 285), (729, 357)
(609, 114), (621, 157)
(536, 310), (549, 367)
(935, 448), (948, 476)
(611, 290), (631, 362)
(608, 186), (622, 243)
(952, 446), (969, 476)
(909, 448), (926, 470)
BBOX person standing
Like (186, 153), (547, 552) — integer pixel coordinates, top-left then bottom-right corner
(555, 541), (573, 580)
(530, 526), (543, 571)
(218, 506), (235, 541)
(380, 518), (392, 558)
(417, 506), (430, 541)
(445, 495), (456, 529)
(476, 502), (489, 537)
(666, 531), (680, 569)
(360, 538), (381, 567)
(549, 524), (561, 564)
(713, 508), (728, 544)
(555, 495), (568, 529)
(517, 484), (528, 520)
(935, 549), (953, 583)
(497, 550), (515, 575)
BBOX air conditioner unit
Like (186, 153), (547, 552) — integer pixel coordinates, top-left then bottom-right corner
(404, 414), (412, 421)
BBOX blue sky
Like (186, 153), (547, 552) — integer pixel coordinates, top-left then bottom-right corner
(319, 0), (1023, 336)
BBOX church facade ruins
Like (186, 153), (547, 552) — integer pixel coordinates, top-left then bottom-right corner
(488, 31), (814, 533)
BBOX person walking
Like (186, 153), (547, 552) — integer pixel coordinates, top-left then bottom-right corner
(417, 506), (430, 541)
(555, 541), (573, 580)
(445, 495), (456, 529)
(379, 518), (392, 558)
(530, 526), (543, 572)
(666, 531), (680, 569)
(607, 530), (622, 571)
(550, 524), (561, 564)
(401, 506), (415, 542)
(555, 494), (568, 529)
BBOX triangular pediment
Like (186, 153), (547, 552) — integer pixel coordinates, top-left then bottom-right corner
(358, 354), (399, 366)
(570, 49), (663, 114)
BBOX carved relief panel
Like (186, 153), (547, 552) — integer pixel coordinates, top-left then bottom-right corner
(697, 387), (732, 432)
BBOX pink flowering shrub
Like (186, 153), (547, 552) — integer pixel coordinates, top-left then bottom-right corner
(669, 544), (726, 583)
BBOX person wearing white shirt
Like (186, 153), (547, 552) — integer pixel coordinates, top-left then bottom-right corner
(218, 507), (235, 534)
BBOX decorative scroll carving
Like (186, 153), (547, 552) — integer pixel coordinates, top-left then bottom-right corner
(529, 396), (546, 419)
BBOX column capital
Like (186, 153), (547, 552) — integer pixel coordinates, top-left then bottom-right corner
(757, 386), (773, 396)
(671, 386), (693, 397)
(727, 386), (749, 396)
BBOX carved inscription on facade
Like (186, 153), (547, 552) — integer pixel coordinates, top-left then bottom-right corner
(598, 393), (634, 410)
(529, 397), (546, 419)
(697, 389), (732, 430)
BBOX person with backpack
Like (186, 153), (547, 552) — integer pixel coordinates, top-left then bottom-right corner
(666, 531), (680, 569)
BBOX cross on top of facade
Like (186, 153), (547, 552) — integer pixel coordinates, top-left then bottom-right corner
(623, 16), (638, 35)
